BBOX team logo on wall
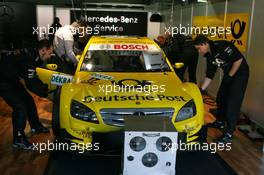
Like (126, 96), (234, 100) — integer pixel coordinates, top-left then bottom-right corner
(70, 10), (148, 36)
(193, 13), (249, 52)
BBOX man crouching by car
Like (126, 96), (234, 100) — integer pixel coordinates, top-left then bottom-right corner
(0, 39), (53, 149)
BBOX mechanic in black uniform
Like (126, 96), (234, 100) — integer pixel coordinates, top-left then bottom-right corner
(0, 39), (52, 149)
(194, 35), (249, 144)
(157, 34), (198, 83)
(172, 34), (199, 83)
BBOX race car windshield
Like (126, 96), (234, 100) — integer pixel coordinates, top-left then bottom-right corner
(80, 50), (171, 72)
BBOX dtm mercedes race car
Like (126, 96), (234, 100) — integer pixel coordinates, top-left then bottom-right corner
(36, 36), (205, 147)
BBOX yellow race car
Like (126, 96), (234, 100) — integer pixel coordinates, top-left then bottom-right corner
(37, 36), (205, 147)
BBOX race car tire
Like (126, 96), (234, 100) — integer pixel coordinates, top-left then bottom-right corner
(52, 87), (61, 137)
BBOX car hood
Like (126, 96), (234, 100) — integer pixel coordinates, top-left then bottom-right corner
(72, 72), (193, 109)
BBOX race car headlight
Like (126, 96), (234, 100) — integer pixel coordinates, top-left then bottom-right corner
(70, 100), (98, 123)
(175, 99), (196, 122)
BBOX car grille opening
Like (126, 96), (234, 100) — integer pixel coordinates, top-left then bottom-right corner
(100, 108), (174, 127)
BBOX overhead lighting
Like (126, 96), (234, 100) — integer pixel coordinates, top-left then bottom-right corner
(198, 0), (208, 2)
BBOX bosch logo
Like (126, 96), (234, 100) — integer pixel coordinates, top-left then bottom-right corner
(114, 44), (149, 50)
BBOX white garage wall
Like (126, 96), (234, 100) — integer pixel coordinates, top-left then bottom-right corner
(160, 9), (172, 34)
(55, 8), (71, 26)
(181, 7), (192, 28)
(36, 5), (54, 40)
(192, 3), (207, 90)
(147, 12), (161, 39)
(239, 0), (264, 128)
(173, 6), (182, 28)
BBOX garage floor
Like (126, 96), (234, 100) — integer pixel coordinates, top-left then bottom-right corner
(43, 147), (237, 175)
(0, 93), (263, 175)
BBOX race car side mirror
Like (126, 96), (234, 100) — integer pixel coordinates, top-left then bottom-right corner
(173, 63), (184, 69)
(46, 64), (58, 71)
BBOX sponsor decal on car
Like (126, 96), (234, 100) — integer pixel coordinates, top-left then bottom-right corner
(82, 94), (187, 103)
(90, 73), (114, 80)
(113, 44), (149, 50)
(51, 74), (73, 86)
(88, 43), (160, 51)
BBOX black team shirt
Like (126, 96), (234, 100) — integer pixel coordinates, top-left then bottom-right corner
(205, 40), (248, 79)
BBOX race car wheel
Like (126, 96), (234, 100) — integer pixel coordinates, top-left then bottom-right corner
(52, 87), (61, 137)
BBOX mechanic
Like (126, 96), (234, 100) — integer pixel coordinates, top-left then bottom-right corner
(172, 34), (199, 83)
(194, 35), (249, 144)
(53, 21), (86, 73)
(155, 35), (166, 48)
(157, 33), (198, 83)
(0, 39), (53, 149)
(155, 35), (172, 61)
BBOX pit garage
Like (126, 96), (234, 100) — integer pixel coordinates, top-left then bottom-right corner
(0, 0), (263, 175)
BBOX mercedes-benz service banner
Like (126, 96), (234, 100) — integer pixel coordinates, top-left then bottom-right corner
(70, 10), (148, 36)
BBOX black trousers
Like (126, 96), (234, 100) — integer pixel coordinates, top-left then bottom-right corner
(216, 63), (249, 134)
(0, 82), (41, 137)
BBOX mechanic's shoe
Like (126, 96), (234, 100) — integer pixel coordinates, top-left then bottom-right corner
(206, 121), (225, 129)
(214, 133), (232, 144)
(31, 125), (50, 135)
(13, 136), (34, 150)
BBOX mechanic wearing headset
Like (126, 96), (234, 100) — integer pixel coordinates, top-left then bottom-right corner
(0, 39), (52, 149)
(194, 35), (249, 144)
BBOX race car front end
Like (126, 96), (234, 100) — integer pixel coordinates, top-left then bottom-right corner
(56, 73), (204, 147)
